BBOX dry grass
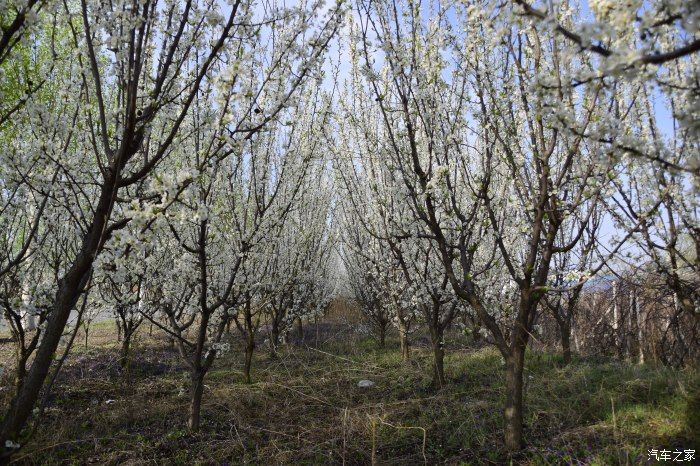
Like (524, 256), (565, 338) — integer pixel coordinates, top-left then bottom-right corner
(1, 320), (697, 465)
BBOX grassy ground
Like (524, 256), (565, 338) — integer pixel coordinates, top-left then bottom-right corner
(1, 321), (697, 465)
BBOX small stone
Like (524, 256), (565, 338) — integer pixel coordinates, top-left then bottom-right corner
(105, 399), (116, 405)
(357, 380), (375, 388)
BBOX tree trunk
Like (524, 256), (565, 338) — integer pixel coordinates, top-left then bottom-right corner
(0, 249), (95, 446)
(116, 318), (122, 342)
(244, 334), (255, 384)
(378, 325), (386, 348)
(315, 315), (320, 347)
(20, 284), (36, 332)
(504, 349), (525, 452)
(472, 325), (482, 342)
(561, 327), (572, 365)
(295, 317), (303, 341)
(188, 370), (204, 432)
(13, 353), (27, 396)
(119, 331), (132, 369)
(558, 318), (572, 365)
(269, 322), (280, 358)
(635, 292), (645, 364)
(431, 332), (445, 388)
(399, 323), (410, 361)
(612, 281), (622, 358)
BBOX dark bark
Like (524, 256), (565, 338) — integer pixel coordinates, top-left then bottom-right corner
(13, 360), (26, 397)
(553, 312), (572, 365)
(244, 334), (255, 384)
(399, 323), (410, 361)
(186, 221), (213, 433)
(561, 322), (572, 365)
(115, 318), (123, 342)
(314, 315), (319, 347)
(431, 334), (445, 388)
(504, 348), (525, 452)
(119, 331), (132, 370)
(269, 321), (280, 358)
(237, 295), (257, 380)
(188, 370), (204, 432)
(427, 297), (455, 388)
(295, 316), (303, 341)
(502, 295), (535, 452)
